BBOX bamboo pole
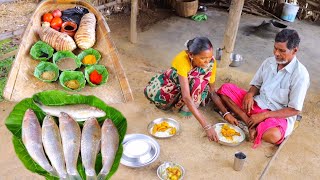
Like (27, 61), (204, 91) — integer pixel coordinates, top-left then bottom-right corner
(130, 0), (138, 43)
(220, 0), (244, 68)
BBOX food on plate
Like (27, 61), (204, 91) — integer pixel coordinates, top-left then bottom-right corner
(74, 13), (96, 49)
(50, 17), (63, 30)
(81, 117), (101, 179)
(42, 115), (68, 179)
(22, 109), (57, 176)
(29, 40), (54, 61)
(42, 12), (53, 23)
(221, 124), (241, 141)
(53, 51), (81, 71)
(78, 48), (101, 66)
(52, 9), (62, 18)
(64, 80), (80, 90)
(58, 112), (81, 179)
(152, 121), (177, 135)
(166, 166), (182, 180)
(85, 65), (109, 87)
(97, 119), (119, 180)
(82, 54), (97, 65)
(34, 101), (106, 121)
(38, 26), (76, 51)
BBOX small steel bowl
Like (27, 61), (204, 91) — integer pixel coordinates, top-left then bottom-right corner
(157, 162), (185, 180)
(120, 134), (160, 168)
(213, 123), (246, 146)
(229, 53), (244, 67)
(147, 118), (180, 138)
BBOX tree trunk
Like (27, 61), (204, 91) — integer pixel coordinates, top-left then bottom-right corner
(219, 0), (244, 68)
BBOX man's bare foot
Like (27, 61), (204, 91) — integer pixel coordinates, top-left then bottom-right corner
(249, 128), (257, 142)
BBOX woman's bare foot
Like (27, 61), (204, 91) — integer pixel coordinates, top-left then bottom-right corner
(249, 128), (257, 142)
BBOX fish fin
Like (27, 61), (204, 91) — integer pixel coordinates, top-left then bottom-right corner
(68, 174), (82, 180)
(97, 173), (107, 180)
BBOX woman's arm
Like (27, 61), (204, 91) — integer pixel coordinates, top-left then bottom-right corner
(179, 75), (218, 142)
(209, 83), (239, 126)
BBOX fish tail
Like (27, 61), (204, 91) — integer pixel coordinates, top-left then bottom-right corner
(97, 173), (107, 180)
(68, 174), (82, 180)
(48, 169), (59, 177)
(86, 175), (97, 180)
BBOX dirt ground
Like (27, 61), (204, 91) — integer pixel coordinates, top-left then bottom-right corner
(0, 1), (320, 180)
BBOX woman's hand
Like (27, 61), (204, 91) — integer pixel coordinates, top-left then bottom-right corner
(205, 128), (218, 142)
(224, 114), (239, 126)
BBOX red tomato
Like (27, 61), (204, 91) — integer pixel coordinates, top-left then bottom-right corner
(52, 9), (62, 18)
(50, 17), (63, 30)
(42, 13), (53, 23)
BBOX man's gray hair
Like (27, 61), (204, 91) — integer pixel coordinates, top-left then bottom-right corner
(275, 29), (300, 50)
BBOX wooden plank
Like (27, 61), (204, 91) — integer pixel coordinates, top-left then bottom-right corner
(0, 28), (25, 41)
(130, 0), (138, 43)
(0, 49), (17, 61)
(220, 0), (244, 68)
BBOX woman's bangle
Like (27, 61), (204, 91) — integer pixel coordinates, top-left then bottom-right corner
(203, 124), (212, 131)
(222, 111), (230, 119)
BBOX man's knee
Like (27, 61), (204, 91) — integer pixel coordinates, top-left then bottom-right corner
(262, 127), (282, 144)
(218, 83), (235, 93)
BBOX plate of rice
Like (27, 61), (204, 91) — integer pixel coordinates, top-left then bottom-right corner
(213, 123), (245, 146)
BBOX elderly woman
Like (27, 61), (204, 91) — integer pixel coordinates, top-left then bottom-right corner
(144, 37), (238, 141)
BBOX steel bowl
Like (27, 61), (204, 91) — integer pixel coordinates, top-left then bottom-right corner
(229, 53), (244, 67)
(147, 118), (180, 138)
(213, 123), (245, 146)
(157, 162), (185, 180)
(120, 134), (160, 168)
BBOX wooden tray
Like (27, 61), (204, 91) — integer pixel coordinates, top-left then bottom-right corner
(4, 0), (133, 104)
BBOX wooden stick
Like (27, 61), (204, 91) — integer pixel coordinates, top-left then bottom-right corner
(220, 0), (245, 68)
(0, 28), (24, 41)
(130, 0), (138, 43)
(259, 135), (291, 180)
(0, 49), (17, 61)
(248, 3), (283, 21)
(96, 1), (118, 10)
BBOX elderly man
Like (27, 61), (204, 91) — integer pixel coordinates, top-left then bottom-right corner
(216, 29), (310, 148)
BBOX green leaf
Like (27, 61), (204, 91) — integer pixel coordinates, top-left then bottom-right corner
(30, 41), (54, 61)
(84, 65), (109, 87)
(59, 71), (86, 92)
(34, 62), (59, 82)
(5, 90), (127, 180)
(78, 48), (102, 66)
(53, 51), (81, 71)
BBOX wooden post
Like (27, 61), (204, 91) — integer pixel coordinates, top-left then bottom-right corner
(220, 0), (244, 68)
(130, 0), (138, 43)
